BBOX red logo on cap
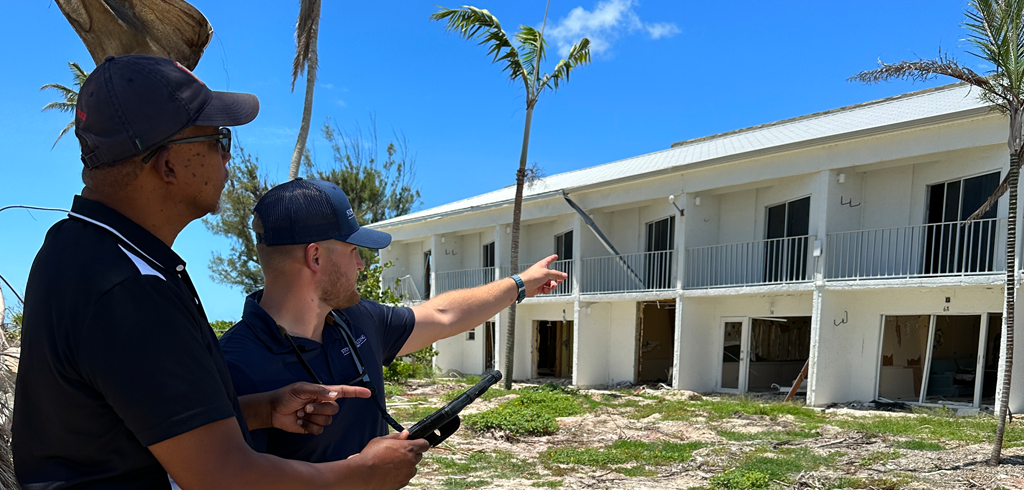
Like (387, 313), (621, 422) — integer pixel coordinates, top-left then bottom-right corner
(174, 61), (206, 86)
(76, 109), (87, 121)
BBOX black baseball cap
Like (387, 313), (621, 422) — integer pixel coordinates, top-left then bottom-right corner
(75, 54), (260, 168)
(253, 179), (392, 249)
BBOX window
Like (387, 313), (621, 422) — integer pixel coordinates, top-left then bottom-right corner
(925, 172), (999, 274)
(553, 231), (573, 294)
(554, 231), (573, 260)
(466, 330), (476, 341)
(482, 242), (496, 268)
(764, 197), (810, 282)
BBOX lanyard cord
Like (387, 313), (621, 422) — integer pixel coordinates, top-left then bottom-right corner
(280, 314), (405, 433)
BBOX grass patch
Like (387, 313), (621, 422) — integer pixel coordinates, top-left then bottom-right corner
(427, 450), (539, 480)
(718, 429), (817, 442)
(857, 450), (903, 467)
(892, 439), (945, 451)
(439, 478), (490, 489)
(530, 481), (563, 488)
(708, 447), (837, 490)
(832, 411), (1022, 445)
(633, 396), (824, 428)
(464, 385), (586, 436)
(390, 402), (440, 425)
(541, 439), (706, 467)
(824, 476), (911, 489)
(383, 383), (404, 398)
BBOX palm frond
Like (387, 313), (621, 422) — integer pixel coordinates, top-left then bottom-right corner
(515, 25), (546, 84)
(849, 56), (1002, 104)
(538, 38), (592, 93)
(69, 62), (89, 87)
(41, 102), (76, 114)
(964, 0), (1024, 105)
(430, 6), (529, 93)
(51, 121), (76, 149)
(40, 83), (78, 101)
(291, 0), (321, 91)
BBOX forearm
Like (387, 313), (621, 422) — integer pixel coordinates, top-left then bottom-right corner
(237, 391), (272, 430)
(403, 277), (516, 355)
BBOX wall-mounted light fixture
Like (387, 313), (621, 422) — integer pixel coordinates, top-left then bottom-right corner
(695, 196), (701, 206)
(505, 226), (510, 234)
(667, 195), (683, 216)
(838, 173), (846, 184)
(441, 236), (445, 244)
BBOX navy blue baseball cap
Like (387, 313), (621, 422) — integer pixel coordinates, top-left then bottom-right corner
(253, 179), (392, 249)
(75, 54), (260, 168)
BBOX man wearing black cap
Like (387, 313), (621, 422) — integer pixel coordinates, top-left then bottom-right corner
(219, 179), (567, 462)
(13, 55), (428, 490)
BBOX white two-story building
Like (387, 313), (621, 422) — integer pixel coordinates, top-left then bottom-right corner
(370, 83), (1024, 411)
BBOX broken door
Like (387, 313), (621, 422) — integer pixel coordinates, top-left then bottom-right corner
(746, 317), (811, 393)
(878, 315), (931, 401)
(720, 317), (748, 392)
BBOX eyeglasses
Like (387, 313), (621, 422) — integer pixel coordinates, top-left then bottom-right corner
(140, 127), (232, 163)
(280, 312), (405, 433)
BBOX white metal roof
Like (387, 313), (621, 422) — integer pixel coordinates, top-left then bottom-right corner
(371, 83), (991, 229)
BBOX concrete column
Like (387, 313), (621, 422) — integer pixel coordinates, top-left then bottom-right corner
(806, 170), (832, 406)
(672, 192), (687, 388)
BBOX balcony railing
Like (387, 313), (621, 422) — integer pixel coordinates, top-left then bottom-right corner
(684, 235), (813, 289)
(435, 267), (496, 295)
(500, 259), (574, 295)
(580, 250), (676, 294)
(826, 218), (1005, 281)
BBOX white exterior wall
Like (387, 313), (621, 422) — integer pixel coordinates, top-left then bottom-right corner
(373, 99), (1024, 403)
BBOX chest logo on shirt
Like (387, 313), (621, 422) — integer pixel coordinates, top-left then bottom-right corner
(340, 334), (368, 356)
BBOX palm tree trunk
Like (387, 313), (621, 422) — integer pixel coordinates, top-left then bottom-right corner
(288, 26), (318, 181)
(991, 157), (1018, 465)
(503, 102), (535, 390)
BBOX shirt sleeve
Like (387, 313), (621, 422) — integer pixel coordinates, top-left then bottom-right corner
(363, 301), (416, 366)
(76, 276), (238, 447)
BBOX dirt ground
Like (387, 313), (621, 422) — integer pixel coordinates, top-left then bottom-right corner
(396, 380), (1024, 490)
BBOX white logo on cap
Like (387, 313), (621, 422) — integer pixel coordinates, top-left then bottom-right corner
(346, 209), (355, 220)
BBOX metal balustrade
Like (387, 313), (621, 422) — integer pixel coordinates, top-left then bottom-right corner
(435, 267), (496, 295)
(826, 218), (1005, 281)
(684, 235), (813, 289)
(580, 250), (676, 294)
(498, 260), (574, 295)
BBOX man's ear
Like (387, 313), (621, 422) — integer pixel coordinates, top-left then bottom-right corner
(149, 147), (176, 184)
(305, 243), (321, 272)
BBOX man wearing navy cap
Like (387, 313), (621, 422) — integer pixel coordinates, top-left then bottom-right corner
(13, 55), (428, 489)
(219, 179), (567, 462)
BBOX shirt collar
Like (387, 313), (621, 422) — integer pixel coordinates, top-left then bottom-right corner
(242, 290), (339, 355)
(68, 195), (186, 274)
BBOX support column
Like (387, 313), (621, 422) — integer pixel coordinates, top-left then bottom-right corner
(672, 192), (687, 388)
(806, 170), (831, 406)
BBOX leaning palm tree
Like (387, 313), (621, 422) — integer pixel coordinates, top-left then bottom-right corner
(431, 5), (590, 389)
(850, 0), (1024, 465)
(40, 62), (90, 148)
(288, 0), (321, 181)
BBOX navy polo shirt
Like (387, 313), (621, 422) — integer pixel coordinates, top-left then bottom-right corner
(220, 291), (415, 462)
(12, 196), (250, 489)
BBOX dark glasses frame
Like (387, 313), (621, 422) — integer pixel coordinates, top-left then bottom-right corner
(140, 127), (232, 163)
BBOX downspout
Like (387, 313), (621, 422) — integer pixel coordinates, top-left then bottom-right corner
(562, 192), (645, 289)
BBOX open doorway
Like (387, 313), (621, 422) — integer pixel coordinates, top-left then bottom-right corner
(484, 321), (496, 371)
(637, 301), (675, 383)
(747, 317), (811, 392)
(534, 320), (573, 378)
(878, 313), (999, 407)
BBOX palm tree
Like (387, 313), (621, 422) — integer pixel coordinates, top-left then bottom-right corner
(850, 0), (1024, 465)
(431, 5), (591, 389)
(40, 62), (90, 148)
(288, 0), (321, 181)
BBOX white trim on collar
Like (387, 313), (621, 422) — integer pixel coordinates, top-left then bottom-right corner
(68, 211), (166, 271)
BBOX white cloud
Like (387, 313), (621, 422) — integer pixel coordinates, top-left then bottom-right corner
(548, 0), (679, 57)
(337, 99), (347, 107)
(321, 82), (335, 89)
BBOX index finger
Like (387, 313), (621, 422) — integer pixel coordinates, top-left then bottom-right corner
(535, 254), (558, 268)
(320, 385), (372, 399)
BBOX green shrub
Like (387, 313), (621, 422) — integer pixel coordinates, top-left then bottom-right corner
(209, 319), (234, 338)
(464, 385), (586, 436)
(542, 440), (706, 467)
(383, 344), (438, 383)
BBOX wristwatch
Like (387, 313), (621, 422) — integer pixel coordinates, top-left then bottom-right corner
(510, 274), (526, 304)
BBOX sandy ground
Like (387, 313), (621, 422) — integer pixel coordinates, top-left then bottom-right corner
(399, 383), (1024, 490)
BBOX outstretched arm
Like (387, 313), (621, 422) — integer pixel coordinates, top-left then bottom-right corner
(402, 255), (567, 356)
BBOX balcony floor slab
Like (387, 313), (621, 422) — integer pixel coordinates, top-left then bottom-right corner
(682, 282), (815, 298)
(824, 274), (1004, 291)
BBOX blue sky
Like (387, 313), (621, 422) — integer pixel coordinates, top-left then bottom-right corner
(0, 0), (978, 322)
